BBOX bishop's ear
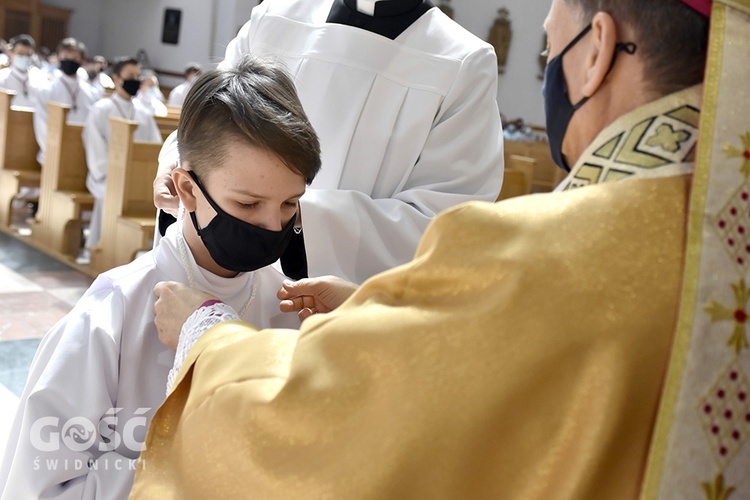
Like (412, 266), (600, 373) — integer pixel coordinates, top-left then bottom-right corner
(581, 11), (618, 99)
(172, 166), (198, 212)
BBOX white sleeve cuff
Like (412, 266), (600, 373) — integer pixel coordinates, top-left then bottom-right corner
(166, 302), (241, 394)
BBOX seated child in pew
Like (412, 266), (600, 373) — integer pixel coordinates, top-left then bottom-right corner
(31, 37), (99, 166)
(136, 70), (167, 117)
(0, 34), (46, 109)
(0, 55), (321, 498)
(80, 56), (162, 265)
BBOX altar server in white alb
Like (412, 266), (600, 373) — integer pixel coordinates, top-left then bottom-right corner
(166, 62), (202, 107)
(80, 56), (162, 264)
(0, 56), (320, 499)
(0, 34), (46, 108)
(154, 0), (504, 284)
(31, 37), (99, 166)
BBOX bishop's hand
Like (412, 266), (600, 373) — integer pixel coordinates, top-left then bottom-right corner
(278, 275), (358, 321)
(153, 281), (217, 350)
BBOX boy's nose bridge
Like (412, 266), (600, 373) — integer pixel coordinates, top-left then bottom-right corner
(256, 206), (284, 231)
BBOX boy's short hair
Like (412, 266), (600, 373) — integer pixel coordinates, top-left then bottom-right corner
(9, 34), (35, 50)
(178, 55), (321, 185)
(111, 56), (139, 77)
(184, 62), (202, 76)
(56, 37), (87, 60)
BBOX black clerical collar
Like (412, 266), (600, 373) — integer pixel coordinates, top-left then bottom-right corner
(327, 0), (435, 40)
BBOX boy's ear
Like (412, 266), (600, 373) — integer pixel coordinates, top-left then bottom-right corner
(172, 167), (198, 211)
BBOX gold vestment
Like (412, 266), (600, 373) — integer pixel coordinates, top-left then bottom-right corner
(131, 88), (703, 500)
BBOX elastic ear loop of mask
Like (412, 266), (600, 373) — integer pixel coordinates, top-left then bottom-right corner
(176, 158), (186, 223)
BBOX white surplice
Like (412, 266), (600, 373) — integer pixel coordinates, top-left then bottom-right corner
(135, 91), (167, 117)
(157, 0), (504, 284)
(0, 66), (46, 109)
(0, 222), (300, 499)
(32, 73), (99, 165)
(82, 94), (162, 250)
(165, 81), (190, 107)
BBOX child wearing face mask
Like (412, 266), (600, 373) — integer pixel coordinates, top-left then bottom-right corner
(0, 34), (45, 108)
(0, 55), (321, 499)
(166, 61), (202, 107)
(79, 56), (162, 265)
(31, 37), (99, 166)
(136, 70), (168, 117)
(84, 55), (115, 99)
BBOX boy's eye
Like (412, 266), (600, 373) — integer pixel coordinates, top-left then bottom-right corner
(284, 201), (298, 209)
(238, 202), (258, 209)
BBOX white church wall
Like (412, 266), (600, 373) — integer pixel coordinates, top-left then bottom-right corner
(42, 0), (104, 58)
(97, 0), (217, 88)
(449, 0), (550, 126)
(212, 0), (256, 61)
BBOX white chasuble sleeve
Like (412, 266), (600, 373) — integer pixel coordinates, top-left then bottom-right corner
(0, 285), (138, 499)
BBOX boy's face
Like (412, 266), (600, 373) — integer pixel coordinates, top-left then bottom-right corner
(11, 44), (33, 59)
(114, 63), (142, 98)
(117, 63), (141, 81)
(175, 139), (306, 276)
(181, 139), (306, 232)
(58, 48), (82, 63)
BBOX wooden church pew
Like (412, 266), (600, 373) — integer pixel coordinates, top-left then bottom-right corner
(154, 110), (179, 142)
(497, 155), (536, 201)
(31, 102), (94, 256)
(0, 89), (40, 228)
(89, 117), (162, 273)
(504, 139), (566, 192)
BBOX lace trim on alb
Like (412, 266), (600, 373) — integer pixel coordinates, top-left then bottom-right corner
(166, 302), (240, 394)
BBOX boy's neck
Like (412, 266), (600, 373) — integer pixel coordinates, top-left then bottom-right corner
(115, 88), (133, 101)
(182, 218), (239, 278)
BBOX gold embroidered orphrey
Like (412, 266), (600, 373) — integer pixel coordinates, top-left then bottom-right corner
(641, 1), (750, 498)
(555, 86), (701, 192)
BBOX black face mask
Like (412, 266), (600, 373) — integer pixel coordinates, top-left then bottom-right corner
(122, 79), (141, 97)
(59, 59), (81, 76)
(187, 170), (297, 273)
(542, 24), (637, 171)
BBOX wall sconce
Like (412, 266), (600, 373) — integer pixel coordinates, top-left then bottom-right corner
(488, 8), (512, 74)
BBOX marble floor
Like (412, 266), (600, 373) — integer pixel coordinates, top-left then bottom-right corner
(0, 228), (93, 452)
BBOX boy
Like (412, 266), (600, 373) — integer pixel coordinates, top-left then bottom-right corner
(166, 62), (201, 107)
(84, 55), (115, 99)
(0, 34), (45, 108)
(31, 37), (99, 166)
(136, 70), (167, 117)
(80, 56), (162, 265)
(0, 55), (321, 499)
